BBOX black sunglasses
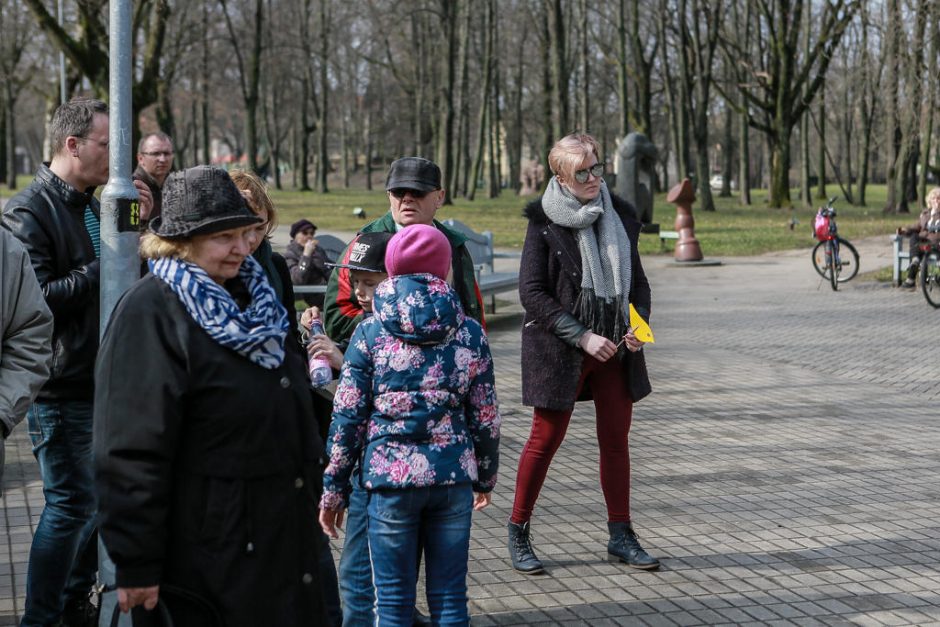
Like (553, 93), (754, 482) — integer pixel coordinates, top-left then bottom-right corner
(389, 188), (431, 200)
(573, 164), (605, 183)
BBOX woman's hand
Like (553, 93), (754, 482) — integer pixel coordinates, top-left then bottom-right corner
(473, 492), (491, 511)
(622, 329), (644, 353)
(118, 586), (160, 613)
(307, 334), (344, 370)
(578, 331), (618, 362)
(299, 306), (321, 331)
(320, 508), (346, 539)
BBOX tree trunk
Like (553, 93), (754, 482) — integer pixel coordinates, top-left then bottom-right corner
(0, 102), (7, 187)
(883, 0), (901, 211)
(738, 97), (751, 205)
(917, 3), (938, 204)
(547, 0), (568, 140)
(341, 112), (349, 189)
(769, 128), (792, 209)
(720, 105), (732, 197)
(364, 108), (373, 191)
(452, 0), (471, 195)
(617, 0), (629, 137)
(316, 0), (329, 193)
(201, 3), (210, 164)
(299, 81), (312, 191)
(540, 4), (553, 178)
(578, 0), (589, 132)
(468, 0), (493, 202)
(816, 99), (827, 199)
(437, 0), (458, 203)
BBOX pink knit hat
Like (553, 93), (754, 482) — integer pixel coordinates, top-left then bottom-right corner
(385, 224), (451, 280)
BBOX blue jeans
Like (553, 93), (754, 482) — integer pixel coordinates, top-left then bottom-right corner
(338, 478), (372, 626)
(21, 401), (97, 627)
(367, 485), (472, 627)
(317, 527), (342, 626)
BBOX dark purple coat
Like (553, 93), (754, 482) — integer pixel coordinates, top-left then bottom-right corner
(519, 194), (652, 411)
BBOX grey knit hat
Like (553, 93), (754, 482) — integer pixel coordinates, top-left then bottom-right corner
(149, 166), (261, 239)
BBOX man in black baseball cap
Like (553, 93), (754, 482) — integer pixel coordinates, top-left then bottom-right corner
(384, 157), (444, 227)
(319, 156), (486, 627)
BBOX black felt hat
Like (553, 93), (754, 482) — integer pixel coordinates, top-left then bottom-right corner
(327, 231), (394, 273)
(149, 166), (261, 239)
(385, 157), (442, 192)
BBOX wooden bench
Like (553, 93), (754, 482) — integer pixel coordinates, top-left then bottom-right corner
(892, 234), (912, 286)
(659, 230), (679, 250)
(441, 219), (520, 313)
(293, 224), (521, 312)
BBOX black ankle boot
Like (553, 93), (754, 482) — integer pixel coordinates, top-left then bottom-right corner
(607, 522), (660, 570)
(508, 521), (545, 574)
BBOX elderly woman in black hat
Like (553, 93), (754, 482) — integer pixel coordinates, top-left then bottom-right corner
(94, 166), (329, 626)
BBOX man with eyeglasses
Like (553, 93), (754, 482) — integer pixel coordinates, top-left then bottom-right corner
(134, 131), (174, 223)
(324, 157), (484, 342)
(321, 157), (485, 627)
(1, 97), (153, 627)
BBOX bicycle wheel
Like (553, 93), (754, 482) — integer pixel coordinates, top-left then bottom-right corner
(921, 251), (940, 309)
(834, 237), (860, 283)
(828, 240), (839, 291)
(811, 241), (830, 278)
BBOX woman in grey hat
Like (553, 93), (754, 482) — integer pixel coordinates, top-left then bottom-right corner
(94, 166), (331, 626)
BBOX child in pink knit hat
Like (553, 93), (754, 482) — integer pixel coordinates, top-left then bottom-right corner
(384, 223), (452, 281)
(319, 223), (500, 626)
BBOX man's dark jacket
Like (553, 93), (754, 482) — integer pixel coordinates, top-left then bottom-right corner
(1, 165), (100, 402)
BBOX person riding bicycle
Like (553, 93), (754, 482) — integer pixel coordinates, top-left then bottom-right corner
(897, 187), (940, 288)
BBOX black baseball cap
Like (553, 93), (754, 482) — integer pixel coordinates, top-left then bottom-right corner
(385, 157), (442, 192)
(328, 231), (394, 273)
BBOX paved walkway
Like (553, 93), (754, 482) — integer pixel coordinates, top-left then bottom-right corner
(2, 235), (940, 625)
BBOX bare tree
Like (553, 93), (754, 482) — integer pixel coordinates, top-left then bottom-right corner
(721, 0), (860, 208)
(0, 0), (35, 187)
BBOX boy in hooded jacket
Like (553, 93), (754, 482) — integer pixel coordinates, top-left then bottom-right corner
(319, 224), (500, 627)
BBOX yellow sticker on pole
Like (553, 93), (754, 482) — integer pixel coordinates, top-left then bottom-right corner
(629, 303), (655, 344)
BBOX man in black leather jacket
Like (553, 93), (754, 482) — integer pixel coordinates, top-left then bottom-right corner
(1, 98), (152, 627)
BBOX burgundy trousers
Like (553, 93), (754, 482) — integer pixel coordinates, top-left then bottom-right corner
(510, 354), (634, 524)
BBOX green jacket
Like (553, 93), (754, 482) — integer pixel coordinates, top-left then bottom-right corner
(323, 212), (485, 343)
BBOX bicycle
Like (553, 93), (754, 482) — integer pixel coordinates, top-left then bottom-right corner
(919, 221), (940, 308)
(811, 196), (859, 291)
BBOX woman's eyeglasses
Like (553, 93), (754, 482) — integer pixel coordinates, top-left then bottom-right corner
(389, 188), (430, 200)
(573, 164), (605, 183)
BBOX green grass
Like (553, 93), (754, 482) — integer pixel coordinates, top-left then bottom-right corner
(3, 174), (912, 256)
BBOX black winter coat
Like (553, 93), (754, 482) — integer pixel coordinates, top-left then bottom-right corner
(519, 194), (652, 411)
(1, 165), (100, 401)
(94, 274), (328, 626)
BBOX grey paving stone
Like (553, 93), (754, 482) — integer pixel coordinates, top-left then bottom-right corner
(6, 238), (940, 624)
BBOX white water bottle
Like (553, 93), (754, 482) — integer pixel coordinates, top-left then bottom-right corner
(307, 319), (332, 388)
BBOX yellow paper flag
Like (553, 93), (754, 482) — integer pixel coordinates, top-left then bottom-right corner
(629, 304), (655, 344)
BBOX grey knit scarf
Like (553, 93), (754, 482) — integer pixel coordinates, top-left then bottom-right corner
(542, 177), (632, 341)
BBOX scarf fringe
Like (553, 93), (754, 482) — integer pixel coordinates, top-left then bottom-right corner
(575, 290), (629, 343)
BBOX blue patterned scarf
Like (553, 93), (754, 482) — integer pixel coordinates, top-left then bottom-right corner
(149, 255), (288, 369)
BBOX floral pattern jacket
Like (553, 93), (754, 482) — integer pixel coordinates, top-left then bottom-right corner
(319, 274), (500, 510)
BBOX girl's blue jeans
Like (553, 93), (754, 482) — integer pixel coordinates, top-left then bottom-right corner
(367, 484), (472, 627)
